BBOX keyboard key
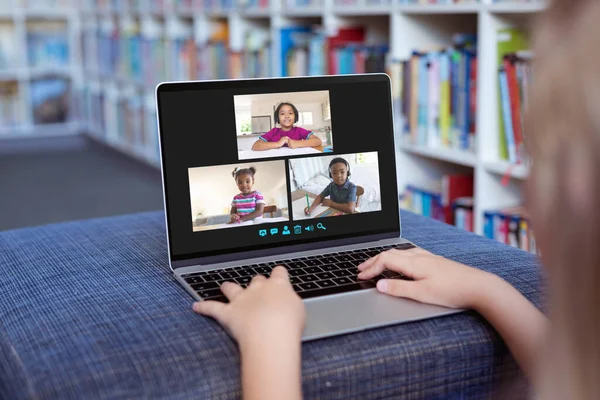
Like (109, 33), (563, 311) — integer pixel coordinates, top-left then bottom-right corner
(290, 277), (301, 285)
(332, 277), (353, 285)
(287, 261), (306, 269)
(235, 276), (252, 285)
(316, 279), (335, 288)
(321, 264), (340, 272)
(298, 282), (319, 291)
(338, 262), (355, 269)
(289, 269), (305, 277)
(197, 289), (221, 298)
(319, 257), (337, 265)
(315, 272), (335, 280)
(255, 266), (270, 274)
(298, 281), (376, 299)
(335, 254), (354, 262)
(303, 259), (322, 267)
(300, 274), (319, 282)
(304, 266), (323, 274)
(351, 254), (369, 261)
(333, 269), (352, 277)
(203, 273), (222, 282)
(237, 269), (255, 277)
(365, 251), (380, 257)
(220, 271), (240, 280)
(190, 281), (219, 291)
(184, 276), (204, 284)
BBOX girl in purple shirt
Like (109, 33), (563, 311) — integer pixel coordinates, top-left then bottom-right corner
(251, 102), (322, 151)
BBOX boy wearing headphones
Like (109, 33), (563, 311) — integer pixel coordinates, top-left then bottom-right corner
(251, 102), (322, 151)
(304, 157), (357, 216)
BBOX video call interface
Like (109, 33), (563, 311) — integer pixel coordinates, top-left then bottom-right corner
(157, 76), (400, 261)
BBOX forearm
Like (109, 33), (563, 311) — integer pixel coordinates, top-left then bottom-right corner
(252, 140), (280, 150)
(292, 137), (322, 148)
(473, 274), (548, 381)
(240, 336), (302, 400)
(240, 206), (265, 221)
(309, 195), (324, 212)
(327, 201), (355, 214)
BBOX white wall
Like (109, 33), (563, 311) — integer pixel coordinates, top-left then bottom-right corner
(189, 160), (288, 218)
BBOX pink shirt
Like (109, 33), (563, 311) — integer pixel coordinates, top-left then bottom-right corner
(259, 127), (313, 144)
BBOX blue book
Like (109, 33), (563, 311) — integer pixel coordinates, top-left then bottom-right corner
(484, 211), (496, 239)
(499, 68), (517, 162)
(422, 191), (432, 217)
(280, 26), (313, 76)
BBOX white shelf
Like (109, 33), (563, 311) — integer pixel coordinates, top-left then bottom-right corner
(332, 6), (392, 16)
(484, 160), (529, 180)
(281, 8), (325, 17)
(400, 140), (477, 168)
(398, 3), (481, 14)
(487, 2), (547, 14)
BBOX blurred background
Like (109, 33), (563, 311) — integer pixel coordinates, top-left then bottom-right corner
(0, 0), (542, 253)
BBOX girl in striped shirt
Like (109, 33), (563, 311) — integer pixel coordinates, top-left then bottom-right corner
(229, 166), (265, 224)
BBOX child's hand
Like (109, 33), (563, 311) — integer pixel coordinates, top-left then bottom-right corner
(304, 207), (311, 216)
(276, 137), (289, 148)
(322, 199), (333, 207)
(287, 139), (299, 149)
(357, 247), (496, 310)
(193, 267), (306, 347)
(230, 214), (241, 223)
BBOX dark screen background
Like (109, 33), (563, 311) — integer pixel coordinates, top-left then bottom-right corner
(157, 75), (399, 261)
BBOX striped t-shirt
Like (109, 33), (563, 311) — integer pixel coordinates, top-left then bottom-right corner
(231, 191), (265, 216)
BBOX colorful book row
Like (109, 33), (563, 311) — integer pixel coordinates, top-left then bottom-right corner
(484, 207), (536, 254)
(498, 51), (532, 164)
(401, 174), (474, 226)
(281, 26), (388, 77)
(391, 34), (477, 151)
(82, 84), (160, 164)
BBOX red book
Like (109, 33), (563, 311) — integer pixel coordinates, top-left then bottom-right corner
(503, 55), (523, 163)
(354, 48), (366, 74)
(441, 175), (474, 225)
(326, 27), (365, 75)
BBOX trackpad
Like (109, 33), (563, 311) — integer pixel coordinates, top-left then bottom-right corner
(302, 289), (461, 341)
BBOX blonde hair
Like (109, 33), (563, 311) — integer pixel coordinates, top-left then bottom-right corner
(527, 0), (600, 398)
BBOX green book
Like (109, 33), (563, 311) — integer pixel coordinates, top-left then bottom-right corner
(497, 28), (529, 161)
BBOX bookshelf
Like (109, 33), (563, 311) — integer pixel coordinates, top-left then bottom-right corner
(0, 0), (81, 137)
(71, 0), (544, 244)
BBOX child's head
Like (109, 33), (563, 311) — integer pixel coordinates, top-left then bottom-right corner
(232, 166), (256, 195)
(527, 0), (600, 397)
(328, 157), (350, 186)
(274, 102), (299, 129)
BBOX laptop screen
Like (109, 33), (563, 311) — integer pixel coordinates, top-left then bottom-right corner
(157, 74), (400, 266)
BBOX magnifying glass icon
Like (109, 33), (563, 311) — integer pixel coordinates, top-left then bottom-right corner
(317, 223), (326, 230)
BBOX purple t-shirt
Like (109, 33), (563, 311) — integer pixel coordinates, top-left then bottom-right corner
(259, 127), (313, 144)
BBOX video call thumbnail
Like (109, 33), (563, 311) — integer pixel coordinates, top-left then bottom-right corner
(234, 90), (333, 161)
(189, 160), (290, 232)
(289, 152), (382, 221)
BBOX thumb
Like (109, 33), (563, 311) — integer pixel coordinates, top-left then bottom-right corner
(377, 279), (424, 303)
(193, 301), (228, 324)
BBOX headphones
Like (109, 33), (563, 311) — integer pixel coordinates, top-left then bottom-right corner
(274, 102), (299, 125)
(328, 158), (351, 179)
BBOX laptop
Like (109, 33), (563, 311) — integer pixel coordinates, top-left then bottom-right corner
(156, 74), (459, 341)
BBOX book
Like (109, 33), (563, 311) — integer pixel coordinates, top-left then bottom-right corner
(325, 27), (365, 75)
(441, 174), (474, 225)
(30, 78), (70, 125)
(496, 28), (529, 161)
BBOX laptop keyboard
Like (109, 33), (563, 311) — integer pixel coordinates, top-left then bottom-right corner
(181, 243), (416, 303)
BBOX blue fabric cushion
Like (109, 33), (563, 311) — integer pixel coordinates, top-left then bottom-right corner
(0, 210), (544, 399)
